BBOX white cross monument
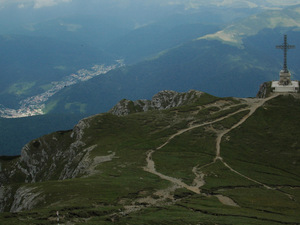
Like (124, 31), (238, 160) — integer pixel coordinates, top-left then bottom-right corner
(271, 35), (299, 93)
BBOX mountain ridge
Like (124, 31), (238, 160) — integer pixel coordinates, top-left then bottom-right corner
(1, 89), (299, 224)
(43, 6), (300, 116)
(199, 4), (300, 46)
(109, 90), (205, 116)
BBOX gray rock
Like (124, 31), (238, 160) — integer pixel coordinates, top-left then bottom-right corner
(109, 90), (203, 116)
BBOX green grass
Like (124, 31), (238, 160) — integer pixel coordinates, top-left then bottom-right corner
(40, 83), (53, 91)
(65, 102), (87, 113)
(43, 99), (59, 114)
(1, 94), (300, 224)
(176, 193), (299, 225)
(221, 96), (300, 186)
(7, 82), (36, 95)
(154, 127), (216, 185)
(214, 110), (249, 129)
(200, 160), (256, 192)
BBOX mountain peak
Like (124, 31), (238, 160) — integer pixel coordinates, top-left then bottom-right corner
(109, 90), (204, 116)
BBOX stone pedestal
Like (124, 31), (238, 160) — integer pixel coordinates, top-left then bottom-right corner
(272, 81), (299, 93)
(279, 70), (291, 85)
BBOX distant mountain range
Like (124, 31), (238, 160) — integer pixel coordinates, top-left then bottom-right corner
(2, 3), (299, 115)
(200, 4), (300, 46)
(44, 5), (300, 115)
(1, 3), (300, 156)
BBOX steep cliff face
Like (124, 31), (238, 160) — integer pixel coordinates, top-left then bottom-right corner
(109, 90), (204, 116)
(256, 82), (271, 98)
(2, 117), (99, 184)
(0, 185), (12, 212)
(0, 116), (100, 212)
(9, 186), (43, 213)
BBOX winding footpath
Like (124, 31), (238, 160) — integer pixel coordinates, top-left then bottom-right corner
(143, 94), (279, 203)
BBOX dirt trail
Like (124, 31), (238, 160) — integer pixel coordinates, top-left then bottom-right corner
(215, 96), (277, 160)
(143, 104), (249, 194)
(143, 95), (279, 205)
(119, 184), (179, 216)
(214, 95), (278, 189)
(144, 150), (201, 194)
(215, 195), (240, 207)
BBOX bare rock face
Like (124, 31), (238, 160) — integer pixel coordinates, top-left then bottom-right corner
(0, 116), (98, 212)
(109, 90), (203, 116)
(10, 186), (43, 213)
(0, 186), (12, 212)
(15, 116), (96, 183)
(256, 82), (272, 98)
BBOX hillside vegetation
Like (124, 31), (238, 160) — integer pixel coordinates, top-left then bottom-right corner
(0, 91), (299, 224)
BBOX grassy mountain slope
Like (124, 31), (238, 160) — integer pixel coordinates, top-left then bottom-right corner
(1, 91), (299, 224)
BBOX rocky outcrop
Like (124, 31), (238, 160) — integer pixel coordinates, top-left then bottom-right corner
(256, 82), (271, 98)
(0, 112), (121, 212)
(109, 90), (204, 116)
(0, 116), (99, 212)
(0, 185), (12, 212)
(14, 116), (96, 183)
(10, 186), (43, 213)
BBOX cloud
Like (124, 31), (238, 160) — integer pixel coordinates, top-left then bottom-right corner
(0, 0), (72, 9)
(33, 0), (72, 9)
(18, 3), (25, 8)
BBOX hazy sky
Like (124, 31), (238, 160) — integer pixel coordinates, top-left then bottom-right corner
(0, 0), (72, 9)
(1, 0), (300, 10)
